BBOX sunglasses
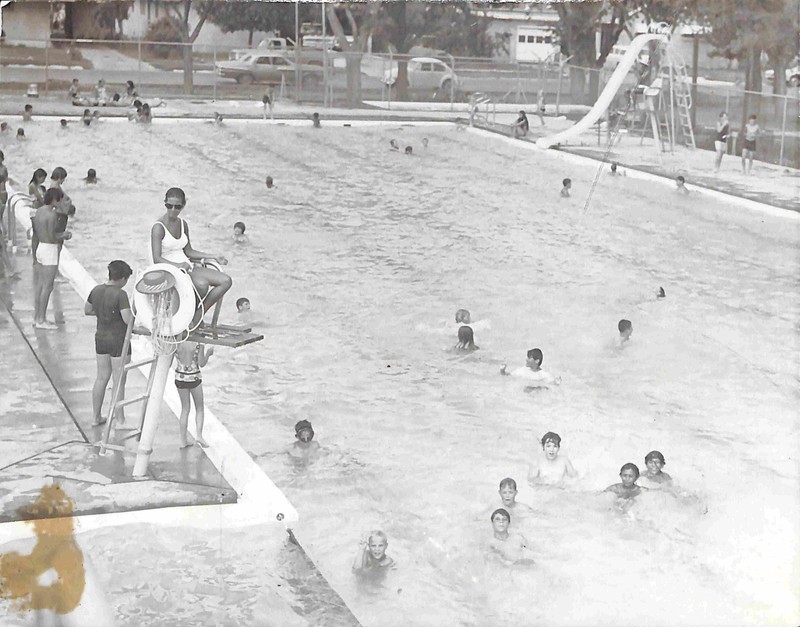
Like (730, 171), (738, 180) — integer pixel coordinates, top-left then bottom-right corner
(164, 202), (184, 210)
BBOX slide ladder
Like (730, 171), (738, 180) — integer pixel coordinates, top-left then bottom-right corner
(469, 92), (496, 127)
(664, 49), (696, 149)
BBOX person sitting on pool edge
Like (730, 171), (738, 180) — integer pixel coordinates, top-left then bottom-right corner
(150, 187), (231, 327)
(487, 508), (535, 566)
(500, 348), (561, 388)
(455, 325), (478, 351)
(353, 530), (394, 574)
(605, 462), (647, 500)
(561, 178), (572, 197)
(639, 450), (672, 487)
(528, 431), (578, 486)
(233, 221), (248, 244)
(288, 419), (321, 460)
(512, 110), (529, 138)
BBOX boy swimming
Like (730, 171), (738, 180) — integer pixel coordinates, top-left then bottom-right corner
(404, 146), (413, 155)
(617, 319), (633, 346)
(233, 221), (249, 244)
(500, 348), (560, 388)
(236, 297), (250, 314)
(492, 478), (533, 518)
(353, 530), (394, 573)
(487, 509), (535, 566)
(528, 432), (577, 486)
(83, 169), (98, 184)
(560, 178), (571, 197)
(288, 419), (321, 460)
(455, 309), (471, 324)
(676, 175), (689, 194)
(23, 104), (33, 122)
(265, 176), (275, 189)
(605, 463), (647, 499)
(639, 450), (672, 486)
(455, 325), (478, 351)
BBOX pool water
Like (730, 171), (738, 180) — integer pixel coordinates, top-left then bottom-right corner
(6, 119), (799, 626)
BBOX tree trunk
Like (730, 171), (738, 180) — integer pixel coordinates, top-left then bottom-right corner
(183, 43), (194, 94)
(344, 51), (362, 107)
(395, 60), (409, 100)
(569, 67), (586, 105)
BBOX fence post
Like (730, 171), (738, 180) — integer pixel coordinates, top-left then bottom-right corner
(556, 63), (563, 117)
(779, 93), (789, 166)
(137, 39), (142, 89)
(388, 50), (393, 110)
(44, 38), (50, 96)
(213, 44), (217, 102)
(724, 86), (730, 116)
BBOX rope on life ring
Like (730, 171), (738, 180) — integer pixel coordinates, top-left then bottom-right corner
(133, 263), (196, 339)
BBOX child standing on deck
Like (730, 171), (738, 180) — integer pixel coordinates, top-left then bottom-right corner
(175, 341), (213, 449)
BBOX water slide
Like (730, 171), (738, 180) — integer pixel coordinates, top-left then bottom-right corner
(536, 33), (667, 149)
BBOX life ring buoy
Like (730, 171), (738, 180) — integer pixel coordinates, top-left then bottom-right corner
(133, 263), (196, 336)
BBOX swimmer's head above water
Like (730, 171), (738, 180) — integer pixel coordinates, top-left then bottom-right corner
(294, 419), (315, 443)
(499, 478), (518, 507)
(455, 309), (471, 324)
(404, 145), (413, 155)
(619, 462), (640, 485)
(657, 286), (665, 298)
(236, 297), (250, 313)
(60, 119), (67, 128)
(526, 348), (543, 370)
(51, 166), (67, 183)
(164, 187), (186, 206)
(390, 139), (399, 150)
(233, 221), (246, 236)
(265, 176), (274, 188)
(610, 162), (617, 173)
(85, 168), (97, 183)
(491, 508), (511, 525)
(618, 319), (632, 342)
(644, 450), (665, 472)
(457, 325), (478, 350)
(422, 137), (429, 148)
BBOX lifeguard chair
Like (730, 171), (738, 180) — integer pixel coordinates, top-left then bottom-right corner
(97, 264), (262, 477)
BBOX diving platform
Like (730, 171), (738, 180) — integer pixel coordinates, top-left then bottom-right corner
(133, 323), (264, 348)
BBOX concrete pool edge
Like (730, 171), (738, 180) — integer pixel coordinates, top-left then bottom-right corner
(465, 125), (800, 220)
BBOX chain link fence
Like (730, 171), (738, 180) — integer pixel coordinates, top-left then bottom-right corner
(1, 37), (797, 166)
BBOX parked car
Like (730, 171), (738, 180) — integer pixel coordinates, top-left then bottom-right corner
(229, 37), (291, 61)
(215, 52), (324, 87)
(382, 57), (460, 94)
(765, 64), (800, 87)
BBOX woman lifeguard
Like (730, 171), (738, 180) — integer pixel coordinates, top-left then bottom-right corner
(150, 187), (231, 325)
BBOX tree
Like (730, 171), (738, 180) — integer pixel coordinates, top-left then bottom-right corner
(164, 0), (215, 94)
(369, 1), (502, 99)
(702, 0), (798, 128)
(207, 2), (315, 47)
(553, 1), (631, 103)
(94, 1), (133, 39)
(326, 3), (377, 107)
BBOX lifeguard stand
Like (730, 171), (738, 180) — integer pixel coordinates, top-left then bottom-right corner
(636, 39), (696, 153)
(98, 270), (263, 478)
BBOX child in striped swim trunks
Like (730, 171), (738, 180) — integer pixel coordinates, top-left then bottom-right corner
(175, 341), (214, 448)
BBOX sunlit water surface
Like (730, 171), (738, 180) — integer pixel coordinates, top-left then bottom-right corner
(6, 118), (799, 626)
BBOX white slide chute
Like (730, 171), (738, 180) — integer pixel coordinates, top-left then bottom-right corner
(537, 34), (667, 149)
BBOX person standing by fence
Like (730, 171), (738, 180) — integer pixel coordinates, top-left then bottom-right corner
(714, 111), (729, 173)
(741, 114), (759, 175)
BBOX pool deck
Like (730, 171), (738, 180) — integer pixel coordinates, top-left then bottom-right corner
(0, 249), (237, 524)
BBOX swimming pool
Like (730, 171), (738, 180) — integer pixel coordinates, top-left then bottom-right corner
(6, 118), (799, 625)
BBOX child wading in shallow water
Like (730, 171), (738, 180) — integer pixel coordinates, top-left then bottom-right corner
(175, 341), (213, 448)
(605, 462), (647, 500)
(288, 419), (320, 460)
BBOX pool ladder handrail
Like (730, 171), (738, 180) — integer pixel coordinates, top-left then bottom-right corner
(469, 92), (496, 127)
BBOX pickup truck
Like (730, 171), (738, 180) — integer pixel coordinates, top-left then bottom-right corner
(229, 37), (291, 61)
(216, 51), (325, 86)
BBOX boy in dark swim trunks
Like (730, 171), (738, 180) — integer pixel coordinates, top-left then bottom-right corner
(85, 260), (133, 427)
(262, 87), (274, 120)
(741, 114), (759, 175)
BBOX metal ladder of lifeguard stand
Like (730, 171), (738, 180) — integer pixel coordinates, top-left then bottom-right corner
(97, 307), (163, 455)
